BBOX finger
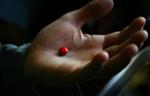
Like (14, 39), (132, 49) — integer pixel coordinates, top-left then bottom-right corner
(105, 45), (119, 57)
(104, 17), (146, 49)
(77, 51), (109, 82)
(104, 31), (120, 48)
(100, 44), (138, 77)
(64, 0), (113, 27)
(105, 30), (148, 57)
(119, 30), (148, 51)
(119, 17), (146, 43)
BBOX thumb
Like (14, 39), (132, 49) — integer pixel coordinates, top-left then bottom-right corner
(66, 0), (114, 27)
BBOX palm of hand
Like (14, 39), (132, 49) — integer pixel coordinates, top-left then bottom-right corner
(25, 16), (109, 85)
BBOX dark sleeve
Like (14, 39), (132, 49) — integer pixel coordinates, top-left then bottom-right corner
(0, 43), (30, 87)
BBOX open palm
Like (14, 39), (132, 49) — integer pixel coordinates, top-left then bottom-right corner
(25, 0), (148, 86)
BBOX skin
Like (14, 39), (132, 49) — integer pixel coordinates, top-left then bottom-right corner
(24, 0), (148, 86)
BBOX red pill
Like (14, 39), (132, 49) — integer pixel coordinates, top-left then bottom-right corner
(59, 47), (69, 56)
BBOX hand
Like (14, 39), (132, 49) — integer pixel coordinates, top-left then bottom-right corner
(24, 0), (148, 86)
(99, 17), (148, 77)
